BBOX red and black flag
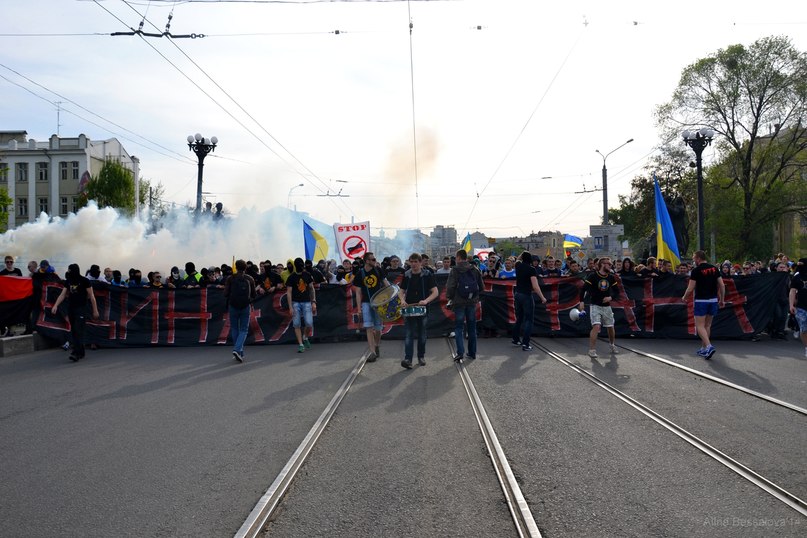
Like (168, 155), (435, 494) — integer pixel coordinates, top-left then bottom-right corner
(0, 276), (33, 328)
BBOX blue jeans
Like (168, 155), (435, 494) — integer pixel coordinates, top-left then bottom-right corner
(453, 304), (477, 358)
(229, 305), (250, 355)
(512, 291), (534, 345)
(404, 315), (428, 361)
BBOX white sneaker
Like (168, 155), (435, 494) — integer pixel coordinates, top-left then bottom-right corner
(610, 344), (619, 354)
(588, 349), (598, 358)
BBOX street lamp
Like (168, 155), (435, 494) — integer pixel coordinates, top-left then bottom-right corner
(187, 133), (218, 215)
(682, 127), (715, 251)
(595, 138), (634, 225)
(287, 183), (304, 210)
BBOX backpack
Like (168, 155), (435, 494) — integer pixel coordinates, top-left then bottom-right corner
(229, 274), (251, 309)
(457, 268), (479, 299)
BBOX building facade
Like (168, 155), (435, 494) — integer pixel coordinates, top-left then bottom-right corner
(0, 131), (139, 229)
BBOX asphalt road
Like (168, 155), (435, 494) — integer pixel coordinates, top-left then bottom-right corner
(1, 333), (804, 537)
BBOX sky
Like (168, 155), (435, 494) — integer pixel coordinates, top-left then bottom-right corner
(2, 0), (806, 243)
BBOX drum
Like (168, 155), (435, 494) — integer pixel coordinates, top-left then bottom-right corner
(370, 284), (402, 322)
(402, 305), (427, 317)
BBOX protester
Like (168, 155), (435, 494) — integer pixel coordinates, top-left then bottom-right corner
(510, 251), (548, 352)
(1, 256), (22, 276)
(51, 263), (99, 362)
(286, 257), (317, 353)
(446, 248), (484, 361)
(579, 257), (620, 358)
(398, 253), (438, 368)
(352, 252), (390, 362)
(788, 258), (807, 358)
(224, 259), (256, 363)
(682, 250), (725, 359)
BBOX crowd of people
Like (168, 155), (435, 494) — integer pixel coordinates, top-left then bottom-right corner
(2, 249), (806, 363)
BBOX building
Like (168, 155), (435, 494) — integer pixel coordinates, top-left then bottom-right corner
(0, 131), (139, 229)
(429, 225), (458, 258)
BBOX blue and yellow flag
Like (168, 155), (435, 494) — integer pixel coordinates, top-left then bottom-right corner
(303, 220), (329, 261)
(654, 175), (681, 266)
(461, 233), (472, 253)
(563, 234), (583, 249)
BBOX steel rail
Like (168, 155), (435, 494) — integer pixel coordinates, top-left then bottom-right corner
(450, 339), (543, 538)
(234, 354), (369, 538)
(533, 340), (807, 518)
(612, 342), (807, 416)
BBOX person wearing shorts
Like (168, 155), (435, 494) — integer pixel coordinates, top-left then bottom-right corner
(788, 258), (807, 358)
(286, 258), (316, 353)
(682, 250), (725, 359)
(578, 257), (619, 358)
(352, 252), (390, 362)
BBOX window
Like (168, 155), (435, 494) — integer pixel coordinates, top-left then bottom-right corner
(36, 162), (48, 181)
(594, 236), (603, 248)
(39, 197), (48, 213)
(18, 198), (28, 216)
(15, 162), (28, 182)
(71, 161), (79, 180)
(61, 197), (68, 215)
(60, 161), (68, 180)
(72, 197), (79, 213)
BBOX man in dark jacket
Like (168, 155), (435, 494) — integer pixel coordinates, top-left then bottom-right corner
(446, 249), (485, 361)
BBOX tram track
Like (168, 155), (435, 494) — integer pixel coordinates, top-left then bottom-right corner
(612, 341), (807, 416)
(530, 339), (807, 518)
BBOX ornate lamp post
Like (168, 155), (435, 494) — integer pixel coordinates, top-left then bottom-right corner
(595, 138), (634, 225)
(187, 133), (218, 214)
(682, 128), (714, 251)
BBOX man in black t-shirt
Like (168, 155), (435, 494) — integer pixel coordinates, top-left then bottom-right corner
(352, 252), (391, 362)
(51, 263), (99, 362)
(511, 251), (548, 351)
(682, 250), (725, 359)
(578, 257), (620, 358)
(1, 256), (23, 276)
(398, 253), (438, 368)
(788, 258), (807, 358)
(286, 258), (317, 354)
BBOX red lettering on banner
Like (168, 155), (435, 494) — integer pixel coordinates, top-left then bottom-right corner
(641, 279), (681, 333)
(487, 280), (515, 324)
(165, 289), (212, 343)
(723, 279), (753, 333)
(36, 282), (68, 331)
(118, 290), (160, 343)
(87, 287), (117, 339)
(218, 304), (266, 344)
(542, 278), (587, 331)
(608, 275), (639, 331)
(268, 292), (293, 342)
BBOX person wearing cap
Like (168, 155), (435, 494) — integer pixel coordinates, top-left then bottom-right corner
(788, 258), (807, 358)
(51, 263), (99, 362)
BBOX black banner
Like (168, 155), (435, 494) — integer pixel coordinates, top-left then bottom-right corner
(21, 272), (786, 347)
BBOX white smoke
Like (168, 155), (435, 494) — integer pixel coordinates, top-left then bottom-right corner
(0, 202), (315, 276)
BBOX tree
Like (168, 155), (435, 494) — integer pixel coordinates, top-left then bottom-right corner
(138, 178), (168, 217)
(610, 146), (697, 258)
(0, 186), (12, 233)
(78, 159), (135, 214)
(657, 35), (807, 259)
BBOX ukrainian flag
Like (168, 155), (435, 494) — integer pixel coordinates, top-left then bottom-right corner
(654, 175), (681, 266)
(563, 234), (583, 249)
(303, 220), (329, 261)
(461, 233), (472, 253)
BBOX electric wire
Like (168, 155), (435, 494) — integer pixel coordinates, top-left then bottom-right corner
(0, 68), (194, 164)
(461, 23), (586, 233)
(112, 0), (357, 218)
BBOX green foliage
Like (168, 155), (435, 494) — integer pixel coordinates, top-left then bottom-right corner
(657, 35), (807, 259)
(0, 186), (11, 233)
(79, 159), (135, 215)
(138, 178), (168, 217)
(610, 146), (697, 257)
(493, 239), (520, 257)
